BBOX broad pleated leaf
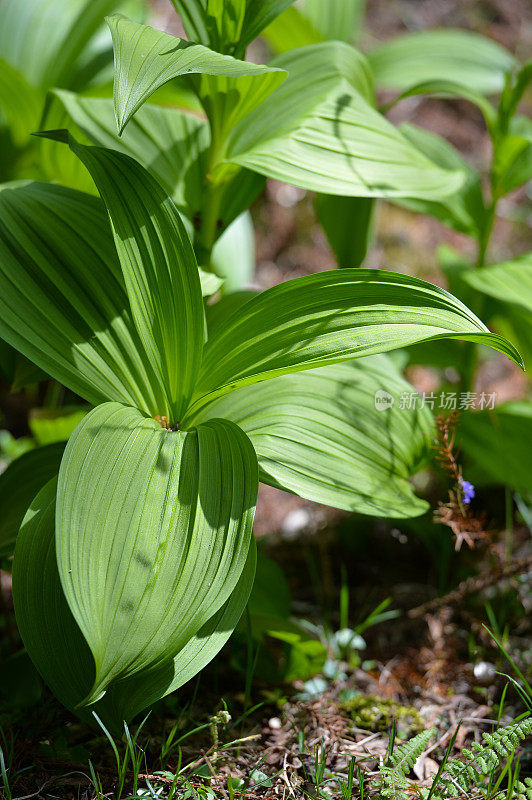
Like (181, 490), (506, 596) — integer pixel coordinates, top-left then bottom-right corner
(185, 269), (522, 415)
(108, 15), (284, 134)
(169, 0), (295, 55)
(462, 252), (532, 315)
(368, 29), (515, 95)
(460, 402), (532, 494)
(0, 443), (64, 559)
(41, 91), (265, 233)
(45, 131), (205, 422)
(0, 180), (167, 414)
(0, 0), (121, 90)
(395, 123), (486, 237)
(57, 403), (258, 704)
(109, 542), (257, 722)
(196, 356), (433, 518)
(224, 43), (465, 200)
(315, 195), (374, 267)
(12, 479), (99, 716)
(13, 479), (256, 730)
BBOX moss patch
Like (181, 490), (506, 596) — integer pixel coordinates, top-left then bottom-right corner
(339, 693), (425, 737)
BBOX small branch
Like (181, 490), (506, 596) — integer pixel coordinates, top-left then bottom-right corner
(409, 556), (532, 618)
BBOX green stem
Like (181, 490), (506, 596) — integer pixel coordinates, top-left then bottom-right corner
(193, 131), (227, 270)
(460, 192), (498, 393)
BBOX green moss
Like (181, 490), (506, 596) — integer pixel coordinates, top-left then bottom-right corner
(340, 693), (425, 737)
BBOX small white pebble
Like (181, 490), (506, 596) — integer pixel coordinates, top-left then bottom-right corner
(281, 508), (312, 538)
(473, 661), (497, 685)
(268, 716), (282, 730)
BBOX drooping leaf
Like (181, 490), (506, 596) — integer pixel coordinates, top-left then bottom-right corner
(0, 180), (166, 414)
(395, 123), (486, 237)
(195, 356), (433, 518)
(185, 269), (523, 415)
(107, 15), (285, 134)
(460, 402), (532, 494)
(169, 0), (295, 55)
(0, 443), (64, 559)
(56, 403), (258, 704)
(13, 476), (257, 729)
(368, 29), (515, 95)
(315, 195), (374, 267)
(44, 131), (205, 423)
(41, 90), (265, 232)
(223, 43), (465, 200)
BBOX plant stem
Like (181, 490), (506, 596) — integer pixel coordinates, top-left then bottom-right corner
(460, 192), (498, 393)
(193, 134), (227, 270)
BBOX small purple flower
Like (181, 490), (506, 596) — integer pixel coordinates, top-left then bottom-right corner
(459, 477), (476, 504)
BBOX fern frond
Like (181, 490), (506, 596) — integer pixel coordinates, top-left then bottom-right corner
(389, 729), (436, 774)
(373, 729), (435, 799)
(514, 776), (532, 800)
(438, 718), (532, 796)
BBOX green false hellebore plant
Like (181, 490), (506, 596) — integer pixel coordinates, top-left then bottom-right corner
(0, 127), (522, 729)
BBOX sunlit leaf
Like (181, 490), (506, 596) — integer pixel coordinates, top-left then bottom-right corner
(13, 477), (256, 729)
(0, 180), (166, 414)
(43, 131), (205, 422)
(196, 355), (433, 518)
(185, 269), (523, 416)
(224, 43), (465, 200)
(41, 90), (264, 233)
(108, 15), (284, 134)
(56, 403), (258, 704)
